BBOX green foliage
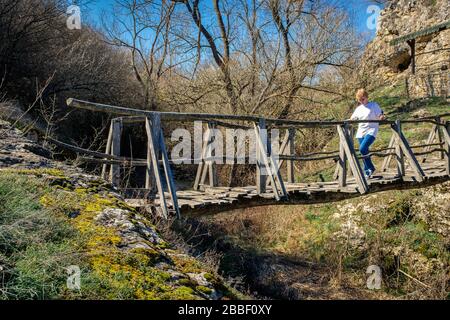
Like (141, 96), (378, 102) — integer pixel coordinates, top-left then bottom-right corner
(0, 172), (80, 299)
(0, 170), (231, 300)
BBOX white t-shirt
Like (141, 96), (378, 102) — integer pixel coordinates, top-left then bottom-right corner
(350, 102), (383, 139)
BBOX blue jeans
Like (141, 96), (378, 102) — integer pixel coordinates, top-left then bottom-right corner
(357, 135), (376, 173)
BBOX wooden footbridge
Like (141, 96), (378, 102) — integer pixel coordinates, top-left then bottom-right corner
(65, 98), (450, 217)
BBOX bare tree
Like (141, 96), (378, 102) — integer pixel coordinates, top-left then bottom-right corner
(103, 0), (176, 110)
(171, 0), (240, 114)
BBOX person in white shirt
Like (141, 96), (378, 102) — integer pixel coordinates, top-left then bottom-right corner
(350, 89), (385, 178)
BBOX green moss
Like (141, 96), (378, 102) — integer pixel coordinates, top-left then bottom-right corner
(203, 273), (214, 281)
(1, 167), (239, 300)
(167, 286), (197, 300)
(1, 168), (65, 177)
(196, 285), (213, 294)
(177, 278), (196, 287)
(170, 254), (204, 274)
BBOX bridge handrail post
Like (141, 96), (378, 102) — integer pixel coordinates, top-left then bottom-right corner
(435, 116), (445, 160)
(203, 122), (218, 187)
(336, 124), (368, 194)
(442, 120), (450, 176)
(381, 133), (396, 172)
(391, 120), (425, 182)
(256, 118), (267, 194)
(194, 121), (218, 190)
(145, 114), (169, 218)
(266, 128), (295, 185)
(287, 128), (295, 183)
(157, 114), (181, 219)
(392, 120), (405, 178)
(110, 118), (123, 187)
(101, 120), (113, 180)
(337, 122), (348, 188)
(253, 119), (287, 199)
(145, 115), (161, 193)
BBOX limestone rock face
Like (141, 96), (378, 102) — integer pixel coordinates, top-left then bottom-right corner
(361, 0), (450, 97)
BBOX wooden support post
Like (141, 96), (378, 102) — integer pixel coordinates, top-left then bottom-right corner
(146, 113), (161, 193)
(266, 128), (295, 185)
(101, 121), (113, 180)
(348, 125), (355, 180)
(393, 122), (405, 178)
(194, 123), (209, 190)
(391, 120), (425, 182)
(204, 122), (218, 187)
(158, 123), (181, 219)
(256, 118), (267, 194)
(110, 118), (122, 187)
(337, 124), (348, 187)
(194, 122), (218, 190)
(337, 125), (368, 194)
(335, 125), (355, 180)
(408, 39), (416, 75)
(382, 134), (396, 171)
(287, 128), (295, 183)
(333, 160), (340, 180)
(254, 122), (287, 199)
(269, 143), (288, 199)
(145, 115), (168, 218)
(422, 123), (438, 163)
(441, 121), (450, 176)
(436, 117), (444, 160)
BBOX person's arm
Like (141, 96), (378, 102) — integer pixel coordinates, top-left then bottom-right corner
(350, 108), (359, 121)
(376, 104), (386, 120)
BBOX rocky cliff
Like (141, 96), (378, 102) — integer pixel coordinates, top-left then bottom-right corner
(361, 0), (449, 98)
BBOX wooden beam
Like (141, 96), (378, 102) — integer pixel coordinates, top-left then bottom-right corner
(254, 122), (287, 199)
(101, 121), (113, 180)
(382, 134), (396, 171)
(145, 116), (168, 218)
(435, 117), (444, 160)
(266, 129), (293, 185)
(441, 121), (450, 176)
(194, 122), (218, 190)
(158, 121), (181, 219)
(337, 124), (348, 187)
(267, 140), (288, 199)
(110, 118), (122, 187)
(67, 98), (398, 128)
(256, 119), (267, 194)
(336, 125), (368, 194)
(333, 159), (339, 180)
(395, 138), (405, 178)
(205, 122), (218, 187)
(193, 123), (209, 190)
(287, 128), (295, 183)
(391, 120), (425, 182)
(408, 39), (416, 75)
(145, 113), (161, 192)
(68, 98), (450, 128)
(422, 123), (438, 163)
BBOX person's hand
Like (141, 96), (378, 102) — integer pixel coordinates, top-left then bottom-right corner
(379, 114), (386, 120)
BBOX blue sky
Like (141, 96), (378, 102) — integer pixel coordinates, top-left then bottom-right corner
(82, 0), (383, 40)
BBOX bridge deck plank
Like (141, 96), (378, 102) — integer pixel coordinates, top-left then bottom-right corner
(124, 160), (449, 215)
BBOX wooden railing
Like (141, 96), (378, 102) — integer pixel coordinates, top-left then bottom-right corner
(65, 98), (450, 218)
